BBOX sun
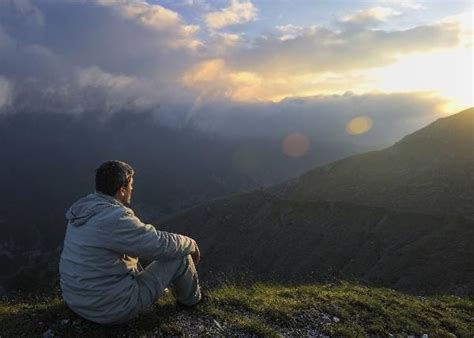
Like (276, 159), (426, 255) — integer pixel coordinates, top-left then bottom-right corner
(367, 46), (473, 113)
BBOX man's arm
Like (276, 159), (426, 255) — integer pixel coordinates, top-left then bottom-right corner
(190, 243), (200, 265)
(103, 208), (198, 261)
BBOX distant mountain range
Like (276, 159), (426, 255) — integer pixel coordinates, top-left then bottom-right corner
(158, 108), (474, 296)
(271, 107), (474, 217)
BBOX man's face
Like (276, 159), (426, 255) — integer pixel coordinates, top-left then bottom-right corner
(116, 175), (134, 205)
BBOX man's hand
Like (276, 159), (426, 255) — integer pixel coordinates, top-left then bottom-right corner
(191, 242), (200, 266)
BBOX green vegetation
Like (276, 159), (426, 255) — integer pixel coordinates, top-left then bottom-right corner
(1, 281), (473, 337)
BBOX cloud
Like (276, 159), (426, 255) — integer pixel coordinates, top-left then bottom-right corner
(78, 66), (136, 89)
(226, 21), (460, 77)
(0, 77), (12, 111)
(77, 66), (158, 114)
(0, 0), (467, 134)
(0, 0), (45, 27)
(276, 24), (309, 41)
(340, 7), (401, 29)
(97, 0), (201, 49)
(205, 0), (257, 30)
(183, 19), (462, 102)
(187, 91), (447, 148)
(440, 11), (474, 48)
(204, 32), (243, 55)
(182, 58), (265, 101)
(0, 0), (201, 116)
(0, 25), (14, 50)
(378, 0), (426, 10)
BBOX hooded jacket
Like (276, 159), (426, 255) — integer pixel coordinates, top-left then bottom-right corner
(59, 192), (196, 324)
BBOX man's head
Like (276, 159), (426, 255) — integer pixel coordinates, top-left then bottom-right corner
(95, 160), (134, 205)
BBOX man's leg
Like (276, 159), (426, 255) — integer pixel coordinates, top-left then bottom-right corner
(169, 255), (202, 306)
(135, 255), (201, 311)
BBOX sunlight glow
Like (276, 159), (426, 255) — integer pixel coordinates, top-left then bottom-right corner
(367, 47), (473, 113)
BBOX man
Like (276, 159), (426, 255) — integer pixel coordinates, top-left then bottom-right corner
(59, 160), (201, 324)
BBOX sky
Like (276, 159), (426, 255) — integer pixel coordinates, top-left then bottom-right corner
(161, 0), (473, 108)
(0, 0), (472, 142)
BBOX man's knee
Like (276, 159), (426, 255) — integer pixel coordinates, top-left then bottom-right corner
(170, 255), (201, 306)
(138, 255), (200, 304)
(173, 255), (191, 280)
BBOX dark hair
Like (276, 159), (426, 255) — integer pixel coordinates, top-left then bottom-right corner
(95, 160), (134, 196)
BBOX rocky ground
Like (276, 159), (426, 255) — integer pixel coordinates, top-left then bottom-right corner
(1, 281), (473, 337)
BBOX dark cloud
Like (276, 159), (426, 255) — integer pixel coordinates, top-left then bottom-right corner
(0, 0), (199, 116)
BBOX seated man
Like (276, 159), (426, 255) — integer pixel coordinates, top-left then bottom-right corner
(59, 160), (201, 324)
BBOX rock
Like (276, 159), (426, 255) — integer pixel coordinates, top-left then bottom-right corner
(421, 334), (428, 338)
(332, 316), (340, 323)
(213, 319), (223, 330)
(42, 329), (54, 337)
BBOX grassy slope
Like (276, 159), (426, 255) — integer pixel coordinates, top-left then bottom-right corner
(157, 191), (474, 296)
(1, 282), (473, 337)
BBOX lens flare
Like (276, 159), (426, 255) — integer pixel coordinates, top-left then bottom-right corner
(346, 116), (373, 135)
(282, 133), (310, 157)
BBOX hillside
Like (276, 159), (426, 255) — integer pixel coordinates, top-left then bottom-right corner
(1, 282), (473, 337)
(157, 108), (474, 296)
(270, 107), (474, 217)
(158, 191), (474, 296)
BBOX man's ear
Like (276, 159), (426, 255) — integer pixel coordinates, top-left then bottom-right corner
(116, 186), (124, 196)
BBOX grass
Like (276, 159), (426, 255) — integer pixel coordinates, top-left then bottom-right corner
(0, 281), (473, 337)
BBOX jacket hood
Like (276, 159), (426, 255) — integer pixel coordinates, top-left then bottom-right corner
(66, 192), (124, 227)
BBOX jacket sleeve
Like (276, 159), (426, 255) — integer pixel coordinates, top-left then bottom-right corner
(103, 207), (196, 261)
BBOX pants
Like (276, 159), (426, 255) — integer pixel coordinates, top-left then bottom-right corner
(135, 255), (201, 312)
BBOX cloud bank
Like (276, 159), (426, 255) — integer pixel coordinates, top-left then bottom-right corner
(0, 0), (469, 146)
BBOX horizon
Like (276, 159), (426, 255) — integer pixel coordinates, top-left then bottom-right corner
(0, 2), (473, 332)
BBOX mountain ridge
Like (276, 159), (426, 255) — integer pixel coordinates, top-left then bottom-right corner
(158, 108), (474, 295)
(269, 107), (474, 217)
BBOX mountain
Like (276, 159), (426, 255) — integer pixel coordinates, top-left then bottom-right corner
(270, 107), (474, 217)
(159, 191), (473, 295)
(157, 108), (474, 295)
